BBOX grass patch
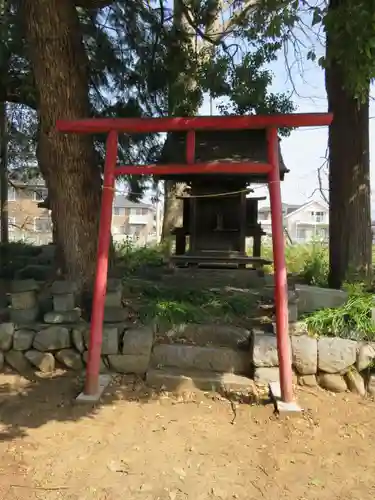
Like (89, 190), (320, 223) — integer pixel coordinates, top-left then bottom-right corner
(303, 284), (374, 341)
(115, 241), (164, 275)
(130, 284), (262, 327)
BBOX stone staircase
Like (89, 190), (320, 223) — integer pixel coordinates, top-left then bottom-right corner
(146, 324), (258, 395)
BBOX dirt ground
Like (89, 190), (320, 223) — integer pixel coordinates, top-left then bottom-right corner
(1, 370), (375, 500)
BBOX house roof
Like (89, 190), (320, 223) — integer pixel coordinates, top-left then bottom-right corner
(258, 200), (328, 218)
(284, 199), (328, 219)
(157, 129), (289, 183)
(113, 195), (153, 210)
(259, 203), (300, 214)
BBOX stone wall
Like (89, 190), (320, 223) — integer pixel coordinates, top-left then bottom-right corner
(253, 329), (375, 397)
(1, 279), (375, 400)
(0, 279), (154, 376)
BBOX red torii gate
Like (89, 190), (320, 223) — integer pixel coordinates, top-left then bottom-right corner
(56, 113), (333, 404)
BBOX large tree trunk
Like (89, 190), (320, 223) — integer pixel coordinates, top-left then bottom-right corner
(326, 1), (372, 288)
(22, 0), (102, 290)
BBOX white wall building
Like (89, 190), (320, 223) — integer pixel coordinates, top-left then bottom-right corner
(258, 199), (329, 244)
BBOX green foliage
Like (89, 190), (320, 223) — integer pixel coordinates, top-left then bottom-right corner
(137, 285), (257, 326)
(261, 242), (329, 287)
(2, 0), (295, 198)
(323, 0), (375, 101)
(303, 284), (374, 341)
(0, 240), (41, 279)
(254, 0), (375, 100)
(115, 241), (164, 274)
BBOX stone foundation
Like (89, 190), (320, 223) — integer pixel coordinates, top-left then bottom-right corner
(0, 279), (374, 399)
(253, 328), (375, 397)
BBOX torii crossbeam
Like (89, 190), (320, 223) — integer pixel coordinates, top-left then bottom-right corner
(56, 112), (333, 404)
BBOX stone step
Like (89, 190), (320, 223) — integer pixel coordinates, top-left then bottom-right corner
(146, 368), (256, 394)
(150, 344), (250, 375)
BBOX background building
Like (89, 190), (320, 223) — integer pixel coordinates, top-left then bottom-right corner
(5, 182), (161, 246)
(258, 199), (329, 244)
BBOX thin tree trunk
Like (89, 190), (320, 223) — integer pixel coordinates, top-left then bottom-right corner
(160, 0), (192, 246)
(161, 180), (184, 249)
(326, 0), (372, 288)
(22, 0), (102, 291)
(0, 101), (8, 246)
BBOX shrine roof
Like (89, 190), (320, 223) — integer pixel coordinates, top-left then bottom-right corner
(158, 128), (289, 182)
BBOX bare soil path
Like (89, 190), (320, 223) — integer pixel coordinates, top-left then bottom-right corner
(1, 371), (374, 500)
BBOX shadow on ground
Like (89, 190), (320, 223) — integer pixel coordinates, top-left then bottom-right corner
(0, 367), (166, 442)
(0, 366), (273, 442)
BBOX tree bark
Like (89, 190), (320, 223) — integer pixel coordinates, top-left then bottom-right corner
(22, 0), (102, 290)
(326, 0), (372, 288)
(0, 101), (9, 246)
(161, 180), (185, 248)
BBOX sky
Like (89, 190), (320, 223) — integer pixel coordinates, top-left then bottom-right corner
(199, 53), (375, 214)
(135, 7), (374, 218)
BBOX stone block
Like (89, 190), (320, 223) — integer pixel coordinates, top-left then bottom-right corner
(295, 285), (347, 315)
(15, 265), (51, 281)
(33, 326), (71, 351)
(151, 344), (250, 374)
(51, 281), (77, 295)
(103, 307), (129, 323)
(82, 351), (108, 372)
(76, 374), (112, 403)
(10, 307), (39, 324)
(107, 279), (122, 293)
(0, 322), (14, 351)
(105, 290), (122, 308)
(44, 309), (81, 324)
(10, 280), (39, 293)
(11, 291), (37, 310)
(288, 302), (298, 323)
(318, 337), (357, 373)
(5, 350), (31, 372)
(55, 349), (84, 370)
(122, 326), (154, 356)
(291, 335), (317, 375)
(0, 307), (9, 322)
(254, 367), (280, 385)
(289, 321), (308, 336)
(297, 374), (318, 387)
(164, 323), (251, 349)
(146, 368), (256, 394)
(318, 373), (347, 393)
(252, 333), (281, 368)
(53, 293), (75, 312)
(102, 327), (119, 355)
(25, 350), (55, 373)
(13, 329), (35, 351)
(368, 374), (375, 397)
(0, 351), (4, 370)
(345, 369), (366, 397)
(107, 354), (149, 374)
(71, 324), (88, 353)
(357, 343), (375, 372)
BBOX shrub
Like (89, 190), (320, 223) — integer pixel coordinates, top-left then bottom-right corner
(303, 283), (374, 341)
(260, 242), (329, 286)
(115, 241), (164, 274)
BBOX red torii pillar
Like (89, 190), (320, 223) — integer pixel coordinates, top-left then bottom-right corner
(56, 113), (333, 404)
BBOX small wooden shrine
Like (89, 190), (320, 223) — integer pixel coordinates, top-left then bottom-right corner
(159, 128), (288, 268)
